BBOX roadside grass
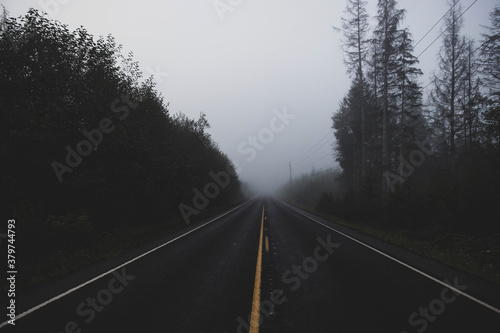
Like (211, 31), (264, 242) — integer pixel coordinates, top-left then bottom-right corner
(10, 202), (243, 291)
(289, 202), (500, 286)
(18, 222), (178, 288)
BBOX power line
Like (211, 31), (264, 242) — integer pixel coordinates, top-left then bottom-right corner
(299, 133), (334, 163)
(417, 0), (478, 59)
(414, 0), (461, 49)
(296, 129), (333, 161)
(310, 152), (333, 165)
(297, 153), (338, 178)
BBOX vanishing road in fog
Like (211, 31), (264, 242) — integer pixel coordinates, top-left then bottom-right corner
(9, 198), (500, 332)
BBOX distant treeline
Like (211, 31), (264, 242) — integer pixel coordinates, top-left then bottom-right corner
(278, 168), (343, 209)
(0, 8), (242, 234)
(285, 1), (500, 235)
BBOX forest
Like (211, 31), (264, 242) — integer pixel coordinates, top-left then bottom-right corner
(280, 0), (500, 282)
(0, 8), (242, 285)
(287, 0), (500, 235)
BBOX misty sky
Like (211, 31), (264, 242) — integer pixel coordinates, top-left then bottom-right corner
(2, 0), (498, 193)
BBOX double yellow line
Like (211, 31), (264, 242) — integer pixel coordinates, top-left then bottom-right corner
(249, 206), (265, 333)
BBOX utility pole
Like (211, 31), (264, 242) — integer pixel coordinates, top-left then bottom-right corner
(289, 162), (293, 186)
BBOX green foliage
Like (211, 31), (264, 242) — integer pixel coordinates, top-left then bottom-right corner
(312, 149), (500, 235)
(0, 9), (241, 233)
(46, 213), (93, 231)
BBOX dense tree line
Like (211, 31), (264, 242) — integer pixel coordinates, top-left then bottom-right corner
(278, 168), (343, 209)
(0, 8), (241, 235)
(328, 0), (500, 234)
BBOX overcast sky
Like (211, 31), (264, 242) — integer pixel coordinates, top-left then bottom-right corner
(2, 0), (498, 193)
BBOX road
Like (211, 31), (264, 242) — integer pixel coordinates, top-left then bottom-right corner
(5, 197), (500, 332)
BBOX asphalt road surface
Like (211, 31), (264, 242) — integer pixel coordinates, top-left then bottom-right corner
(4, 197), (500, 332)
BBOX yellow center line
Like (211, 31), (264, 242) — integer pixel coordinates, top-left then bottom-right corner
(249, 206), (265, 333)
(265, 236), (269, 253)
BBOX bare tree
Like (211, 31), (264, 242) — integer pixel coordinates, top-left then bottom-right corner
(396, 28), (423, 173)
(429, 0), (467, 157)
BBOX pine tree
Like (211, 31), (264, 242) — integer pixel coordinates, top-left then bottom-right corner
(480, 6), (500, 97)
(372, 0), (406, 192)
(480, 6), (500, 151)
(459, 38), (481, 149)
(332, 76), (366, 190)
(338, 0), (370, 79)
(396, 28), (423, 168)
(337, 0), (371, 189)
(429, 0), (467, 156)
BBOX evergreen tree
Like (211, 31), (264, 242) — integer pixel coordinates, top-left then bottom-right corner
(429, 0), (467, 157)
(337, 0), (371, 189)
(372, 0), (406, 192)
(395, 28), (424, 169)
(480, 6), (500, 98)
(459, 38), (482, 149)
(480, 6), (500, 152)
(332, 77), (365, 190)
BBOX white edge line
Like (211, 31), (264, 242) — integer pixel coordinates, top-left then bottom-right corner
(282, 201), (500, 315)
(0, 200), (252, 328)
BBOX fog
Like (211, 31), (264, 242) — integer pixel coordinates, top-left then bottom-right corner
(3, 0), (497, 194)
